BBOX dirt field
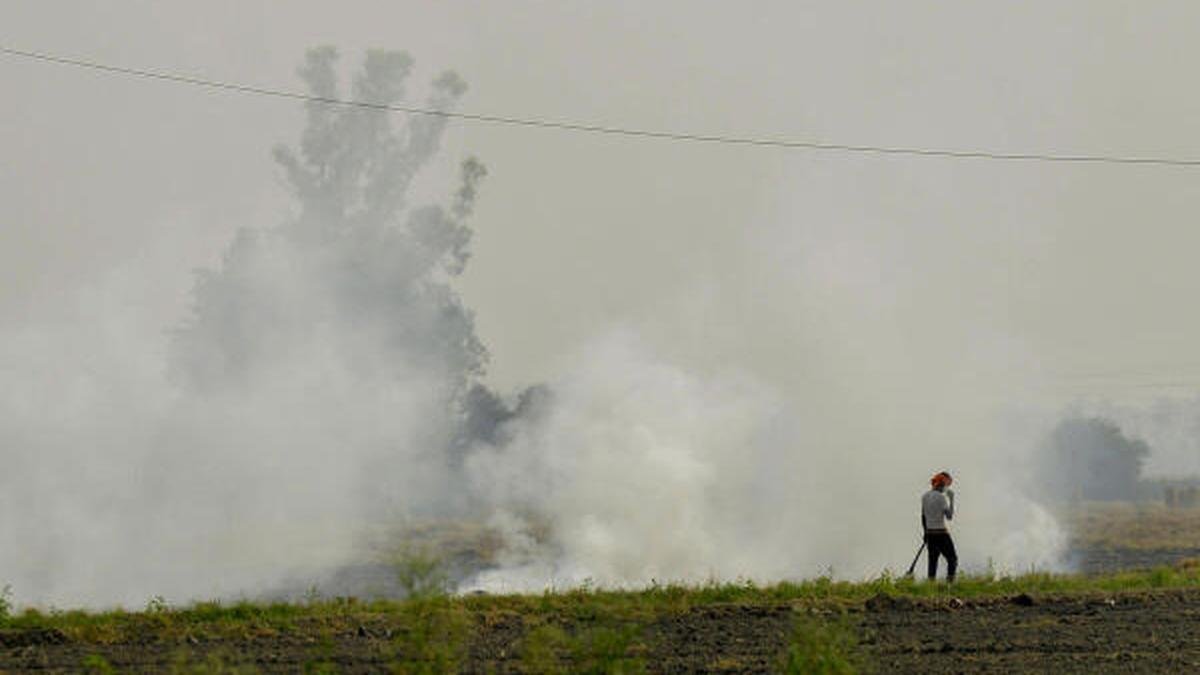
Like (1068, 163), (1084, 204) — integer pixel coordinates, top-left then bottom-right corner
(1065, 502), (1200, 551)
(863, 589), (1200, 674)
(5, 588), (1200, 673)
(0, 608), (792, 673)
(4, 504), (1199, 672)
(1065, 501), (1200, 573)
(1069, 546), (1200, 574)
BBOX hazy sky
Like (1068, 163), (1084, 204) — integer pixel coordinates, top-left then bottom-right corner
(5, 2), (1200, 450)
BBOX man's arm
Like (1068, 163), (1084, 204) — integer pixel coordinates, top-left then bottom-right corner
(944, 489), (955, 521)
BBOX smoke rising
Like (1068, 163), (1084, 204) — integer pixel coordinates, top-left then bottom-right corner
(461, 329), (1069, 590)
(0, 48), (496, 607)
(0, 46), (1080, 609)
(465, 331), (798, 588)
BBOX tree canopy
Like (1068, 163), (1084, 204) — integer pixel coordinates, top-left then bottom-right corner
(171, 47), (488, 406)
(1041, 416), (1150, 501)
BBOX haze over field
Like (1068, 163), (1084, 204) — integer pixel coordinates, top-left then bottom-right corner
(3, 2), (1200, 607)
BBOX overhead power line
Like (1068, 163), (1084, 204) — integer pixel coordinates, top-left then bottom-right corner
(4, 44), (1200, 167)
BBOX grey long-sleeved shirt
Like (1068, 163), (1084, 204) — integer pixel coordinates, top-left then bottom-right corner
(921, 489), (954, 532)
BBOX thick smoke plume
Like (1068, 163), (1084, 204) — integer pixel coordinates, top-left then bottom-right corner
(0, 47), (1073, 608)
(0, 48), (497, 607)
(464, 330), (1069, 590)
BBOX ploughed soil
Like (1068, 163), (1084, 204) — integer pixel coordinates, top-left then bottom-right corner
(6, 589), (1200, 673)
(862, 589), (1200, 674)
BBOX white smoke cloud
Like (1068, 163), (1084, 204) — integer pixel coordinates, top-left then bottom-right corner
(464, 330), (1068, 593)
(0, 265), (453, 607)
(0, 46), (1079, 609)
(0, 48), (480, 608)
(466, 331), (795, 589)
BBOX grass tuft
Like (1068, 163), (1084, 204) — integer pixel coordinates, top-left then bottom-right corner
(778, 610), (863, 675)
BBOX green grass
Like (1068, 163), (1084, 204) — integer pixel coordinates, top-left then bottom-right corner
(777, 611), (862, 675)
(4, 566), (1200, 641)
(4, 567), (1200, 673)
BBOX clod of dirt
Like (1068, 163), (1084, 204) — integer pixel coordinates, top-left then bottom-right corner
(0, 628), (67, 648)
(865, 593), (913, 612)
(1011, 593), (1036, 607)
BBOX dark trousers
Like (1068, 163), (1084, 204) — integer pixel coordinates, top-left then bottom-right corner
(926, 531), (957, 581)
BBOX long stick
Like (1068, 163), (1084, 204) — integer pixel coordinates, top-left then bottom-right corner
(905, 541), (926, 577)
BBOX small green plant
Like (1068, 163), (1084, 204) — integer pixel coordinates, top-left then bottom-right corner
(778, 611), (863, 675)
(1149, 566), (1174, 587)
(569, 623), (647, 675)
(519, 623), (572, 674)
(169, 649), (260, 674)
(390, 597), (469, 674)
(147, 595), (169, 614)
(393, 547), (450, 601)
(304, 635), (339, 675)
(81, 653), (117, 674)
(0, 583), (11, 621)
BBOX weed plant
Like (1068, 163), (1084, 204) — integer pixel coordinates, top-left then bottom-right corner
(777, 610), (864, 675)
(0, 584), (11, 621)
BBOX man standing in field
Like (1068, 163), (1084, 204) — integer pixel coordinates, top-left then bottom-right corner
(922, 471), (957, 582)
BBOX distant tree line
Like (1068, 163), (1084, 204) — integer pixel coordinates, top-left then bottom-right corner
(1040, 416), (1150, 501)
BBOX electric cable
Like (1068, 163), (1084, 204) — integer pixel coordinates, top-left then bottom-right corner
(4, 44), (1200, 167)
